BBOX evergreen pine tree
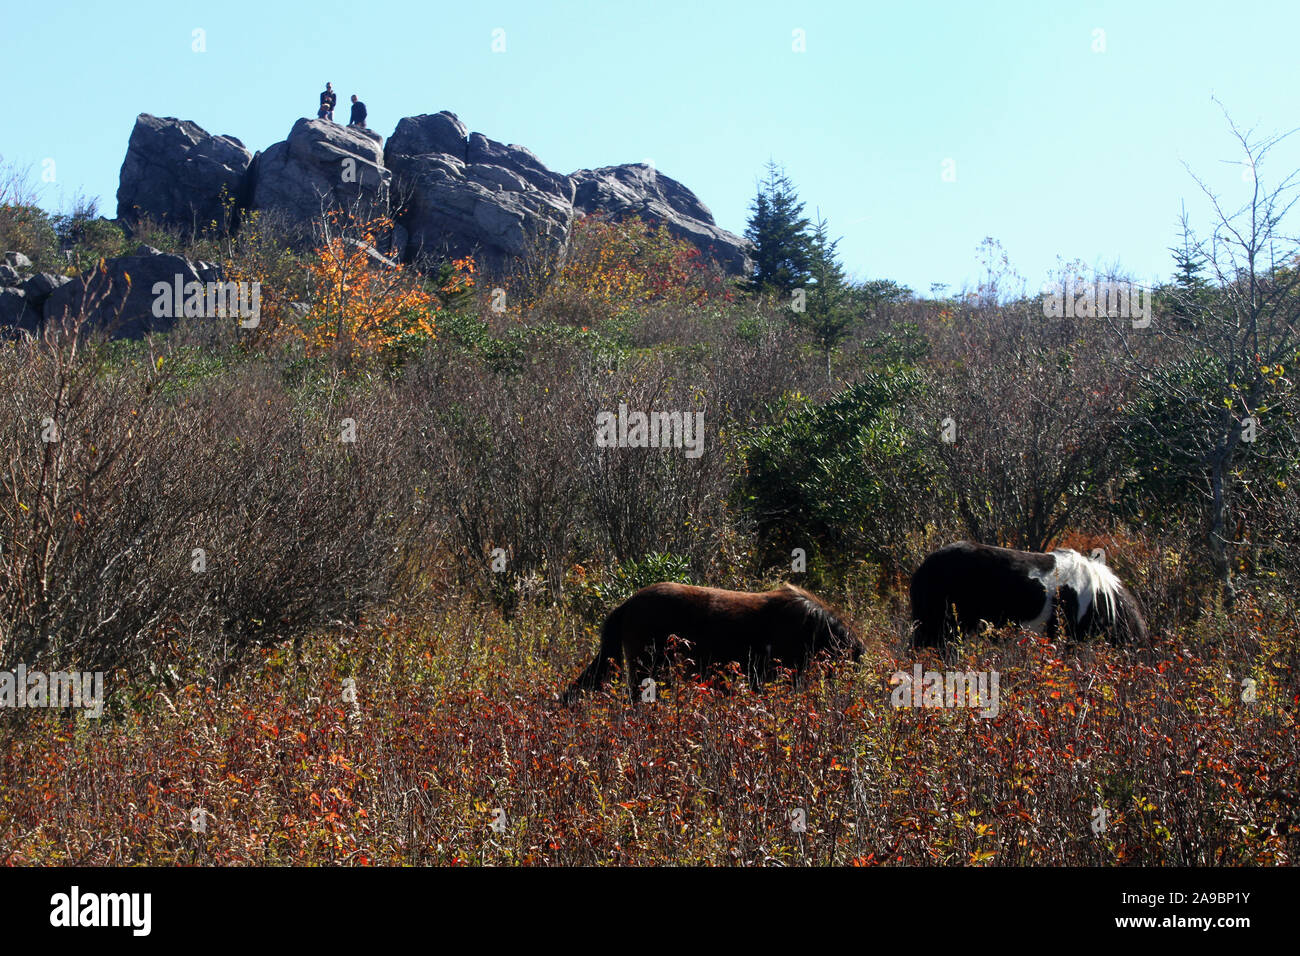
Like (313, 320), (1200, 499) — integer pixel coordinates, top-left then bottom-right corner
(1166, 227), (1214, 329)
(745, 161), (812, 295)
(800, 213), (854, 380)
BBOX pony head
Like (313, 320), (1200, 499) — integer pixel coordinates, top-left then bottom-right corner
(781, 583), (864, 661)
(1044, 549), (1149, 643)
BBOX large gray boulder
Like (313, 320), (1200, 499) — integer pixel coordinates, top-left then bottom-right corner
(0, 290), (41, 337)
(467, 133), (573, 198)
(386, 110), (468, 159)
(41, 245), (226, 339)
(21, 272), (71, 308)
(386, 112), (574, 274)
(570, 163), (752, 275)
(250, 118), (390, 235)
(116, 114), (252, 235)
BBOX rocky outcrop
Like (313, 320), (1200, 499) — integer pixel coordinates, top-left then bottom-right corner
(116, 114), (252, 235)
(570, 164), (752, 275)
(42, 245), (224, 338)
(249, 118), (389, 235)
(385, 112), (574, 273)
(110, 109), (751, 282)
(0, 252), (53, 337)
(12, 110), (755, 341)
(0, 290), (41, 336)
(20, 272), (71, 309)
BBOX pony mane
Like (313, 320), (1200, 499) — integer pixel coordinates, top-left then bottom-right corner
(778, 581), (817, 602)
(1046, 549), (1121, 622)
(778, 583), (852, 643)
(778, 582), (829, 618)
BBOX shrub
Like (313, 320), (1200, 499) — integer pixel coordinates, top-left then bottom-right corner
(916, 299), (1130, 551)
(739, 370), (932, 580)
(533, 214), (724, 326)
(1118, 353), (1300, 585)
(278, 214), (440, 365)
(0, 159), (61, 269)
(0, 319), (429, 680)
(0, 206), (59, 272)
(54, 196), (131, 272)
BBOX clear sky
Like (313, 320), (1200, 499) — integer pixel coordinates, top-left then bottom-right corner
(3, 0), (1297, 294)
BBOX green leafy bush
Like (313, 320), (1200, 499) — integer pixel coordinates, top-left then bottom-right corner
(569, 551), (695, 624)
(0, 203), (59, 270)
(739, 369), (932, 579)
(600, 551), (693, 603)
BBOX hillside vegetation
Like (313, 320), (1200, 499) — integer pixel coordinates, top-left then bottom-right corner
(0, 155), (1297, 865)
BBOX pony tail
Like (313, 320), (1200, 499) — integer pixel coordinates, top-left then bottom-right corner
(1114, 587), (1150, 645)
(561, 601), (624, 703)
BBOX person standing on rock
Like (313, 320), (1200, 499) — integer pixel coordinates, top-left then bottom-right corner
(318, 82), (337, 121)
(348, 94), (367, 128)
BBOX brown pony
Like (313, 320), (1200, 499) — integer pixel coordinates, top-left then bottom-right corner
(561, 582), (862, 703)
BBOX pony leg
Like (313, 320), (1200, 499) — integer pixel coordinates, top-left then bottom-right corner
(910, 598), (954, 652)
(624, 637), (653, 703)
(746, 646), (771, 693)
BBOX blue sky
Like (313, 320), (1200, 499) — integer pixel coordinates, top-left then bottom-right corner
(3, 0), (1297, 294)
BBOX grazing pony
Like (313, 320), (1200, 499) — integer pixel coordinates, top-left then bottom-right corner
(562, 582), (862, 703)
(910, 541), (1148, 649)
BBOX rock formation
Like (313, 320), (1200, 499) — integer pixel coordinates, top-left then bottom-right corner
(0, 289), (41, 336)
(249, 118), (390, 236)
(116, 114), (252, 235)
(0, 251), (64, 336)
(570, 163), (751, 275)
(112, 109), (751, 278)
(4, 108), (754, 340)
(41, 245), (222, 339)
(385, 112), (574, 272)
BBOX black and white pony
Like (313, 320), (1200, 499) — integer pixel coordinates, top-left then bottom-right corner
(910, 541), (1148, 649)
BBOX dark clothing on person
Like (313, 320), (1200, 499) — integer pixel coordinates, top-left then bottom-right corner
(349, 100), (367, 126)
(319, 89), (336, 121)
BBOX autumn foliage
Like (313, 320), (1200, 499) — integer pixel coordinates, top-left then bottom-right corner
(271, 214), (474, 363)
(1, 595), (1295, 866)
(535, 214), (724, 324)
